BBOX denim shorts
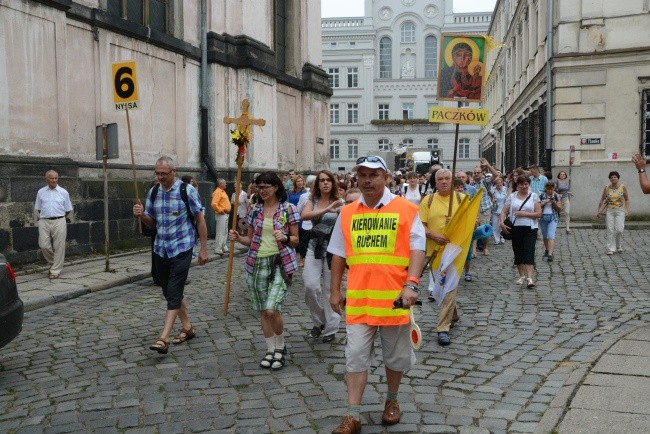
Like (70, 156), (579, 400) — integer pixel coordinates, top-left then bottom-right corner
(539, 215), (558, 240)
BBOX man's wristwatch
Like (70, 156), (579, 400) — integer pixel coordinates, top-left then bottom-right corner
(282, 235), (290, 244)
(403, 283), (420, 294)
(638, 169), (646, 174)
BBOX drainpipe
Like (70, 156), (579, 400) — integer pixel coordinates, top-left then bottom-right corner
(544, 0), (554, 170)
(200, 0), (217, 182)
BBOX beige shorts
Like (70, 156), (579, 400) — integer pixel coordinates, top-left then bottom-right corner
(478, 209), (491, 227)
(345, 323), (415, 372)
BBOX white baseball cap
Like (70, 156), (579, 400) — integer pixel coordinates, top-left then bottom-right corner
(353, 156), (389, 172)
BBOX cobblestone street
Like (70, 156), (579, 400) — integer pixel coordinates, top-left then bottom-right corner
(1, 229), (649, 433)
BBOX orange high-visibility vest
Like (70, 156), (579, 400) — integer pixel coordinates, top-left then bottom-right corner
(340, 197), (418, 326)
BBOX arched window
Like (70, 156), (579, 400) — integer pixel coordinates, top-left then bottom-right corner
(379, 37), (392, 78)
(378, 138), (390, 151)
(427, 138), (439, 149)
(401, 22), (415, 43)
(424, 35), (438, 78)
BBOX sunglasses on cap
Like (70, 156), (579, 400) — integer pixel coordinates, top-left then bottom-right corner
(356, 156), (387, 171)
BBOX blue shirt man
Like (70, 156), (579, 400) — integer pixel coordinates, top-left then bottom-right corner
(133, 156), (208, 355)
(529, 166), (549, 196)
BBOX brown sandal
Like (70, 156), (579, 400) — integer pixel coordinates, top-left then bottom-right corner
(149, 338), (169, 354)
(172, 327), (195, 345)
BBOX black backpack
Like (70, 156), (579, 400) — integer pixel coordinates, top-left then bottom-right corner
(145, 182), (197, 238)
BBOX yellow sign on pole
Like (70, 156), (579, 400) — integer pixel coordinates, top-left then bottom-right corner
(111, 61), (139, 111)
(428, 106), (489, 126)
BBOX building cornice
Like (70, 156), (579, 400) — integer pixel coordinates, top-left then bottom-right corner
(206, 32), (332, 97)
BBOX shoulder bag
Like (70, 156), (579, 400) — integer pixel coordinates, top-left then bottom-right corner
(502, 193), (531, 240)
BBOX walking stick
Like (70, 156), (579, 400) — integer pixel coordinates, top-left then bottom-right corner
(223, 99), (265, 315)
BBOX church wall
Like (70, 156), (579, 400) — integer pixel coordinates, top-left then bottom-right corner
(0, 0), (330, 264)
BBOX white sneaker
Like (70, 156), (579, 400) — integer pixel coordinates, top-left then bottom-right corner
(516, 276), (526, 285)
(526, 278), (535, 288)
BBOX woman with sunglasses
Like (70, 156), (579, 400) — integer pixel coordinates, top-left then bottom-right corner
(300, 170), (344, 343)
(500, 175), (542, 288)
(229, 172), (300, 370)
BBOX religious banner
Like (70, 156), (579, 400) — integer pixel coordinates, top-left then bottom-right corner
(436, 34), (486, 102)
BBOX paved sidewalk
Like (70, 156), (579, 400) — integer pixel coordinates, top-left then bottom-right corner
(16, 240), (222, 312)
(12, 236), (650, 432)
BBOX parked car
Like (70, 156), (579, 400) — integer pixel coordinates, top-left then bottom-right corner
(0, 253), (23, 349)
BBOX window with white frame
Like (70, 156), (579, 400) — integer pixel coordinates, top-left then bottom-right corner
(378, 104), (390, 120)
(401, 21), (415, 43)
(402, 103), (414, 120)
(458, 138), (470, 159)
(379, 37), (392, 78)
(330, 140), (340, 160)
(347, 103), (359, 124)
(427, 138), (439, 149)
(424, 35), (438, 78)
(347, 67), (358, 88)
(378, 138), (391, 151)
(641, 89), (650, 158)
(347, 139), (359, 159)
(328, 68), (340, 88)
(403, 138), (414, 148)
(330, 104), (340, 124)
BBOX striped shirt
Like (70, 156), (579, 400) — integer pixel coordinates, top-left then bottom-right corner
(145, 179), (203, 258)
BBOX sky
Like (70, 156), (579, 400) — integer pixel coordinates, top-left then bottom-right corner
(321, 0), (497, 17)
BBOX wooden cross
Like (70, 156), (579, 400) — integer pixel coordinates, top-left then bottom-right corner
(222, 98), (265, 316)
(223, 99), (266, 131)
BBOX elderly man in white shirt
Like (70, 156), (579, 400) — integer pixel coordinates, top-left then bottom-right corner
(35, 170), (73, 279)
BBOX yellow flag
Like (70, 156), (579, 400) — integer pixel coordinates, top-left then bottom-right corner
(431, 190), (483, 273)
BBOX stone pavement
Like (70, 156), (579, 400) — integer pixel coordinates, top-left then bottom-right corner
(2, 230), (649, 433)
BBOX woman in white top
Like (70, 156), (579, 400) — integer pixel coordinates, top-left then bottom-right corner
(500, 175), (542, 288)
(403, 172), (423, 205)
(300, 170), (344, 343)
(490, 177), (509, 244)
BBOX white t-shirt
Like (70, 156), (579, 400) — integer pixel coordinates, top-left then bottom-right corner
(403, 185), (422, 205)
(506, 192), (540, 229)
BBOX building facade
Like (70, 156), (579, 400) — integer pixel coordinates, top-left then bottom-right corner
(482, 0), (650, 218)
(0, 0), (331, 264)
(322, 0), (491, 174)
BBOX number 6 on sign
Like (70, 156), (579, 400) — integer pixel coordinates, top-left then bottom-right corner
(112, 61), (139, 111)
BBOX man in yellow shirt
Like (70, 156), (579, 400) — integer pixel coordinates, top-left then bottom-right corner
(211, 178), (231, 255)
(418, 169), (466, 346)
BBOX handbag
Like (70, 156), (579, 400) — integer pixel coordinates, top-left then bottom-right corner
(502, 194), (531, 240)
(311, 222), (334, 259)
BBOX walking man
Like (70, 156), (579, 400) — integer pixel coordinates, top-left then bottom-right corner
(328, 155), (426, 433)
(35, 170), (73, 279)
(529, 165), (548, 196)
(211, 178), (231, 255)
(419, 169), (466, 346)
(133, 156), (208, 354)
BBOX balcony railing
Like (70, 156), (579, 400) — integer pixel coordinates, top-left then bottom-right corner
(453, 13), (492, 24)
(322, 18), (364, 28)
